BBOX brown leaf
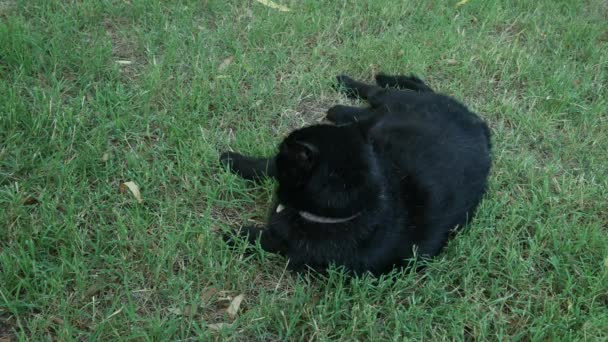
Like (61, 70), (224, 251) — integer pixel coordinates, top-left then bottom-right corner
(183, 304), (197, 316)
(201, 288), (219, 301)
(119, 181), (143, 203)
(218, 56), (234, 72)
(23, 196), (40, 206)
(226, 294), (244, 319)
(50, 316), (64, 325)
(84, 283), (103, 298)
(207, 323), (232, 331)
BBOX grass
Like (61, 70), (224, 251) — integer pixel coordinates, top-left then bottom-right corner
(1, 0), (607, 340)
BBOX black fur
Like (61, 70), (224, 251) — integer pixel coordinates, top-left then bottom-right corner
(220, 74), (491, 275)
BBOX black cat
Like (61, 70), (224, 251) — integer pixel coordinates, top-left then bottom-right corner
(220, 74), (491, 275)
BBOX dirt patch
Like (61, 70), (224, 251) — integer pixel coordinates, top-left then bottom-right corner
(210, 205), (265, 231)
(272, 95), (357, 135)
(0, 1), (15, 18)
(0, 314), (16, 341)
(103, 17), (146, 80)
(493, 21), (527, 42)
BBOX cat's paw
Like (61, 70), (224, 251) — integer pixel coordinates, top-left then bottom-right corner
(326, 105), (350, 123)
(221, 227), (243, 248)
(219, 151), (243, 170)
(373, 73), (394, 88)
(333, 75), (361, 98)
(334, 74), (355, 89)
(221, 226), (264, 253)
(375, 74), (433, 92)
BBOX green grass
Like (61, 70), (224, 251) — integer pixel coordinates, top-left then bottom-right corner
(1, 0), (607, 340)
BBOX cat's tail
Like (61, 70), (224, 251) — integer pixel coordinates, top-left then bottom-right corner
(375, 74), (434, 93)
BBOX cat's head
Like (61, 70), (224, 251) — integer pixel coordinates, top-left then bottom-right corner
(275, 124), (380, 218)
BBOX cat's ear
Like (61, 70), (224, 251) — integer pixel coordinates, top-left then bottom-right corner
(292, 141), (319, 170)
(283, 140), (319, 171)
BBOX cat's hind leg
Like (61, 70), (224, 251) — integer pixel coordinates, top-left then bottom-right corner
(326, 105), (375, 125)
(219, 152), (276, 181)
(375, 74), (434, 93)
(334, 75), (384, 100)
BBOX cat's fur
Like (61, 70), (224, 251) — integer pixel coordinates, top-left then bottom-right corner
(220, 74), (491, 275)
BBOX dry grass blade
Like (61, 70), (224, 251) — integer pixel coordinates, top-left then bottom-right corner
(254, 0), (291, 12)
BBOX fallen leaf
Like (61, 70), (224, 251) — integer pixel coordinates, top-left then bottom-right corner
(207, 323), (232, 331)
(254, 0), (290, 12)
(0, 337), (11, 342)
(50, 316), (64, 325)
(218, 56), (233, 72)
(445, 59), (458, 65)
(226, 294), (244, 319)
(101, 153), (110, 162)
(201, 288), (219, 301)
(183, 304), (197, 316)
(84, 283), (103, 298)
(120, 181), (143, 203)
(23, 196), (40, 206)
(168, 307), (182, 315)
(455, 0), (471, 7)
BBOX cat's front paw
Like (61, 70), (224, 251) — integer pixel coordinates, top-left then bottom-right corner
(221, 226), (263, 250)
(221, 226), (244, 248)
(219, 151), (243, 171)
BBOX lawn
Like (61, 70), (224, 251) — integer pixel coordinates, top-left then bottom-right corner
(1, 0), (607, 340)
